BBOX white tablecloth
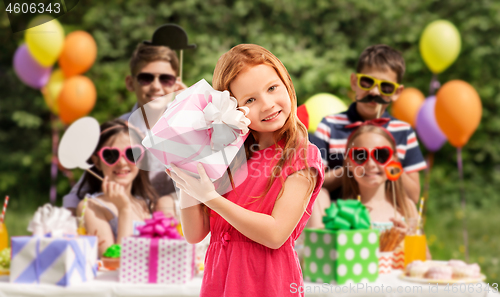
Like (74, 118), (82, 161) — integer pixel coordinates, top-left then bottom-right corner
(0, 271), (498, 297)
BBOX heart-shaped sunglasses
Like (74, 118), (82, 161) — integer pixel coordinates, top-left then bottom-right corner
(348, 146), (393, 166)
(97, 145), (144, 166)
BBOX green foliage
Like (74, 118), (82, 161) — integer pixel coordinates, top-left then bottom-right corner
(426, 205), (500, 282)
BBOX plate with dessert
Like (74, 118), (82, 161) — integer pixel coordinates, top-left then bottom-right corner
(400, 260), (486, 284)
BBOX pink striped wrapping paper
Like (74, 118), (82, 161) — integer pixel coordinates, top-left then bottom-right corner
(142, 79), (250, 184)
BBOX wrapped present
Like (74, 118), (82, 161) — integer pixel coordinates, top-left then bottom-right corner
(10, 204), (98, 286)
(303, 200), (379, 285)
(119, 212), (196, 284)
(142, 79), (250, 185)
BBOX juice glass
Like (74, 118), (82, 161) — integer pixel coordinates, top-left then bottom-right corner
(0, 222), (9, 251)
(404, 218), (426, 267)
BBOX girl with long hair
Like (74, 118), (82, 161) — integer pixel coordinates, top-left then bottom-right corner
(76, 119), (158, 256)
(342, 123), (418, 228)
(167, 44), (324, 296)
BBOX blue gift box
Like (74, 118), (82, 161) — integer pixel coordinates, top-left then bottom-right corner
(10, 235), (98, 286)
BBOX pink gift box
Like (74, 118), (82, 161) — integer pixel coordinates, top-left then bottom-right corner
(119, 237), (196, 284)
(142, 79), (250, 182)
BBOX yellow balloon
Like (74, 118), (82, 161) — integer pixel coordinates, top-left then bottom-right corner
(304, 93), (348, 133)
(41, 69), (64, 114)
(25, 16), (65, 67)
(420, 20), (461, 74)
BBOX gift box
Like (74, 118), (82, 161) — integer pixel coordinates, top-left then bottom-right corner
(303, 200), (379, 285)
(10, 204), (97, 286)
(119, 212), (196, 284)
(142, 79), (250, 185)
(10, 236), (98, 286)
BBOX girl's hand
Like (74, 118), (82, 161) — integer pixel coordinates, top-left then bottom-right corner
(390, 216), (408, 234)
(174, 79), (188, 93)
(166, 163), (219, 204)
(102, 177), (130, 211)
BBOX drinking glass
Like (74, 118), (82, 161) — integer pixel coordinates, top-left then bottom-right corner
(404, 218), (426, 267)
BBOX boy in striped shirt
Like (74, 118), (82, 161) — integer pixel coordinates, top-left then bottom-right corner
(311, 44), (426, 204)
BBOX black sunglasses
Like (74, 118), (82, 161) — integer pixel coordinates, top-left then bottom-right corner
(136, 73), (177, 87)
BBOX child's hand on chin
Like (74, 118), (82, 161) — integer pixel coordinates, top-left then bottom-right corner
(102, 176), (130, 211)
(389, 217), (408, 234)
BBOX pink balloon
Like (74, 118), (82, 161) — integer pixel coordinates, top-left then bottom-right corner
(13, 44), (51, 89)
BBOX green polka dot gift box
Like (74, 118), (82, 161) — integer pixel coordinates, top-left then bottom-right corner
(303, 229), (379, 285)
(303, 200), (379, 285)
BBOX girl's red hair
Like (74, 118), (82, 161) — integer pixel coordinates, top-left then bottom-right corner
(213, 44), (314, 204)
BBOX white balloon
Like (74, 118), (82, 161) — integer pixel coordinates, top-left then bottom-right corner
(58, 117), (100, 170)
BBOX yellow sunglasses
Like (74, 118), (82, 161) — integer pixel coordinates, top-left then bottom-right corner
(356, 74), (400, 96)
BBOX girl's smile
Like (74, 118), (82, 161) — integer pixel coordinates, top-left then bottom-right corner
(230, 64), (291, 148)
(350, 132), (394, 188)
(113, 169), (132, 178)
(262, 110), (281, 122)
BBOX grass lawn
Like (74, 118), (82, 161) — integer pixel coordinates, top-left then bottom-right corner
(426, 205), (499, 284)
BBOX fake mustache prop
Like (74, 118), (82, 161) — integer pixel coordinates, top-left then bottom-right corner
(356, 95), (391, 104)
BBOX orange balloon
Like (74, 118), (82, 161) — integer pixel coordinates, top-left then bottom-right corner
(391, 87), (425, 128)
(58, 31), (97, 77)
(58, 76), (97, 124)
(435, 80), (482, 148)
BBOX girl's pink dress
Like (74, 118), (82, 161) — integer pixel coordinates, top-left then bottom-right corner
(201, 140), (325, 297)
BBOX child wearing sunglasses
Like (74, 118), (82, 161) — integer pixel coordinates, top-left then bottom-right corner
(64, 42), (185, 218)
(342, 123), (432, 259)
(76, 119), (158, 256)
(343, 123), (418, 224)
(166, 44), (324, 297)
(311, 44), (427, 211)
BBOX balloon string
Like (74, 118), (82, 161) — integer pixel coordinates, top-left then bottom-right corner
(50, 114), (59, 205)
(457, 148), (469, 262)
(429, 74), (441, 96)
(422, 152), (433, 227)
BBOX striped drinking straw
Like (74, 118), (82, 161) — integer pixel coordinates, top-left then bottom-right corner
(0, 196), (9, 224)
(416, 197), (425, 235)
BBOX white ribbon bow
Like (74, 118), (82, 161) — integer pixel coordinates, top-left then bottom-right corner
(27, 204), (78, 237)
(194, 90), (251, 151)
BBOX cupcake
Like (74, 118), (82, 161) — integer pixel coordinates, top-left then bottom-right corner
(424, 266), (453, 280)
(448, 259), (467, 267)
(101, 244), (121, 270)
(452, 263), (481, 279)
(405, 260), (429, 278)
